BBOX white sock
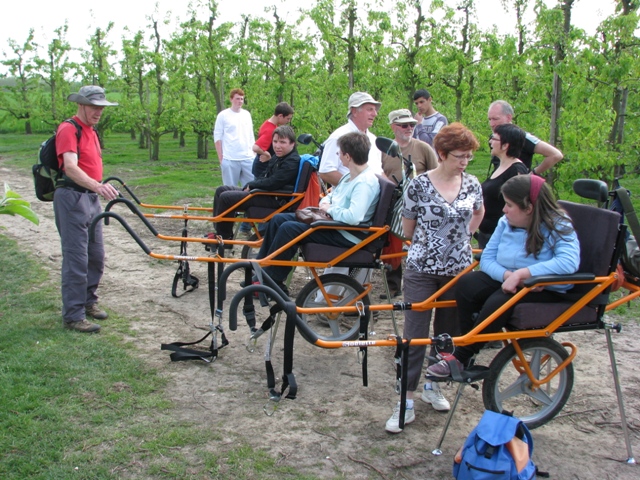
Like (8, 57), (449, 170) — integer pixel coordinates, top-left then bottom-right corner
(424, 382), (433, 391)
(406, 399), (414, 409)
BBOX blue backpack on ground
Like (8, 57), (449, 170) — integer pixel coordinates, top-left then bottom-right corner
(453, 410), (546, 480)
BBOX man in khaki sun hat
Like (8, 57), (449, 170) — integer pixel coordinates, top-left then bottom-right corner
(381, 109), (437, 188)
(54, 86), (119, 333)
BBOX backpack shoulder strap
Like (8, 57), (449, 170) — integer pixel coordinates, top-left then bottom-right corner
(64, 118), (83, 143)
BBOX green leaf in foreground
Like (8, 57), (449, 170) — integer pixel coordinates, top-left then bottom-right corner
(0, 183), (39, 225)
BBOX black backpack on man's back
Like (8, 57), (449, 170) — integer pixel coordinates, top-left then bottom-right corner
(32, 118), (82, 201)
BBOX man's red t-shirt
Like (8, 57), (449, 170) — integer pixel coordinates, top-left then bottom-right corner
(255, 119), (277, 152)
(55, 116), (103, 182)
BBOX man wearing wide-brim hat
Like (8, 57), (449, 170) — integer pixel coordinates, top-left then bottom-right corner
(318, 91), (383, 187)
(54, 85), (119, 333)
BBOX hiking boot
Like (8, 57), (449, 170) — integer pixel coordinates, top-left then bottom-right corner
(385, 402), (415, 434)
(64, 319), (101, 333)
(426, 358), (464, 378)
(86, 303), (108, 320)
(421, 383), (450, 412)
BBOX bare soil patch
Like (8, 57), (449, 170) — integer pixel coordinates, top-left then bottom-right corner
(1, 161), (639, 479)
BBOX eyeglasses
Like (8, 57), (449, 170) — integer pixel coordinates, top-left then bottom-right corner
(448, 152), (474, 162)
(394, 123), (416, 129)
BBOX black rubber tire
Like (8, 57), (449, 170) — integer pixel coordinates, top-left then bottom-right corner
(482, 337), (574, 429)
(240, 233), (260, 260)
(295, 273), (370, 342)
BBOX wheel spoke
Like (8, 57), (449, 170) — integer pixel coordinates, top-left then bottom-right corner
(526, 385), (554, 406)
(495, 373), (529, 403)
(328, 319), (342, 336)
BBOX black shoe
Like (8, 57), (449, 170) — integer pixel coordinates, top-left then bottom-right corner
(483, 341), (503, 350)
(379, 290), (399, 300)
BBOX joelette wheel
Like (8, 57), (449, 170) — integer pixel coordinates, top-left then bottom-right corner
(295, 273), (370, 342)
(482, 337), (574, 429)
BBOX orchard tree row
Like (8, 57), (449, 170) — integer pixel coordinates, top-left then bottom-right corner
(1, 0), (638, 186)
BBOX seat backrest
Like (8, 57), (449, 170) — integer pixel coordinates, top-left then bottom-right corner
(558, 200), (621, 294)
(293, 154), (319, 193)
(370, 174), (396, 227)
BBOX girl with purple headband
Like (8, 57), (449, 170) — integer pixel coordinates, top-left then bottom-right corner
(427, 174), (581, 377)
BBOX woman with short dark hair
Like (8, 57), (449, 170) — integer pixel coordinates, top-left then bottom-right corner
(256, 132), (381, 294)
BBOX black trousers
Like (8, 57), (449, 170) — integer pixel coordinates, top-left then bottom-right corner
(454, 270), (567, 364)
(213, 185), (282, 239)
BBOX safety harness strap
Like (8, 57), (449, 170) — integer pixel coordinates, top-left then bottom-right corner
(160, 329), (228, 363)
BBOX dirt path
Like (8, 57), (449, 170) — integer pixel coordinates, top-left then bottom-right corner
(1, 160), (639, 479)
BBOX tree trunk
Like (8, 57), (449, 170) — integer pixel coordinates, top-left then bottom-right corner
(346, 4), (356, 90)
(549, 0), (573, 148)
(25, 120), (32, 135)
(151, 133), (160, 161)
(197, 133), (206, 159)
(138, 129), (147, 149)
(610, 86), (628, 178)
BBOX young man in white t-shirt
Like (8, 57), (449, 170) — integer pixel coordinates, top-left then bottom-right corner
(213, 88), (255, 188)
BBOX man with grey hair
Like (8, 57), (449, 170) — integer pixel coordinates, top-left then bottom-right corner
(319, 92), (382, 186)
(487, 100), (563, 175)
(380, 109), (438, 299)
(54, 86), (119, 333)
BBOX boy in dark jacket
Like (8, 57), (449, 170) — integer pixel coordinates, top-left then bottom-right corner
(212, 125), (301, 239)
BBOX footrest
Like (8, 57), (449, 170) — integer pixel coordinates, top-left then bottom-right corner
(427, 365), (490, 384)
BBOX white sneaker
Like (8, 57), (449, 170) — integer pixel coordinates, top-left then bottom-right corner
(385, 401), (415, 433)
(421, 384), (451, 412)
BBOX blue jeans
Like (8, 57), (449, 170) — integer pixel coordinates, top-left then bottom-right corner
(258, 213), (354, 283)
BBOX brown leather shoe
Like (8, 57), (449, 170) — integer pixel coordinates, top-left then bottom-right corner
(64, 319), (101, 333)
(86, 303), (108, 320)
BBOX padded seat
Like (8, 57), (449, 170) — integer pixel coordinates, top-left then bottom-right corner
(300, 174), (396, 266)
(508, 200), (621, 331)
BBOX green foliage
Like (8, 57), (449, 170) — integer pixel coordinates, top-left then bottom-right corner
(0, 183), (38, 225)
(1, 0), (639, 178)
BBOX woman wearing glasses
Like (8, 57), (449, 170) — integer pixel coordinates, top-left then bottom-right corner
(385, 123), (484, 433)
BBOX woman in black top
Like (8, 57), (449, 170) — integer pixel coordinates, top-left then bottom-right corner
(477, 123), (529, 248)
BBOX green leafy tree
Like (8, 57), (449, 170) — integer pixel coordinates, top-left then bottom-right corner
(117, 30), (149, 148)
(79, 24), (118, 144)
(0, 30), (39, 134)
(34, 24), (76, 128)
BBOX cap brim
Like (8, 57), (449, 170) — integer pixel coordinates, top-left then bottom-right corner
(67, 93), (118, 106)
(346, 101), (382, 117)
